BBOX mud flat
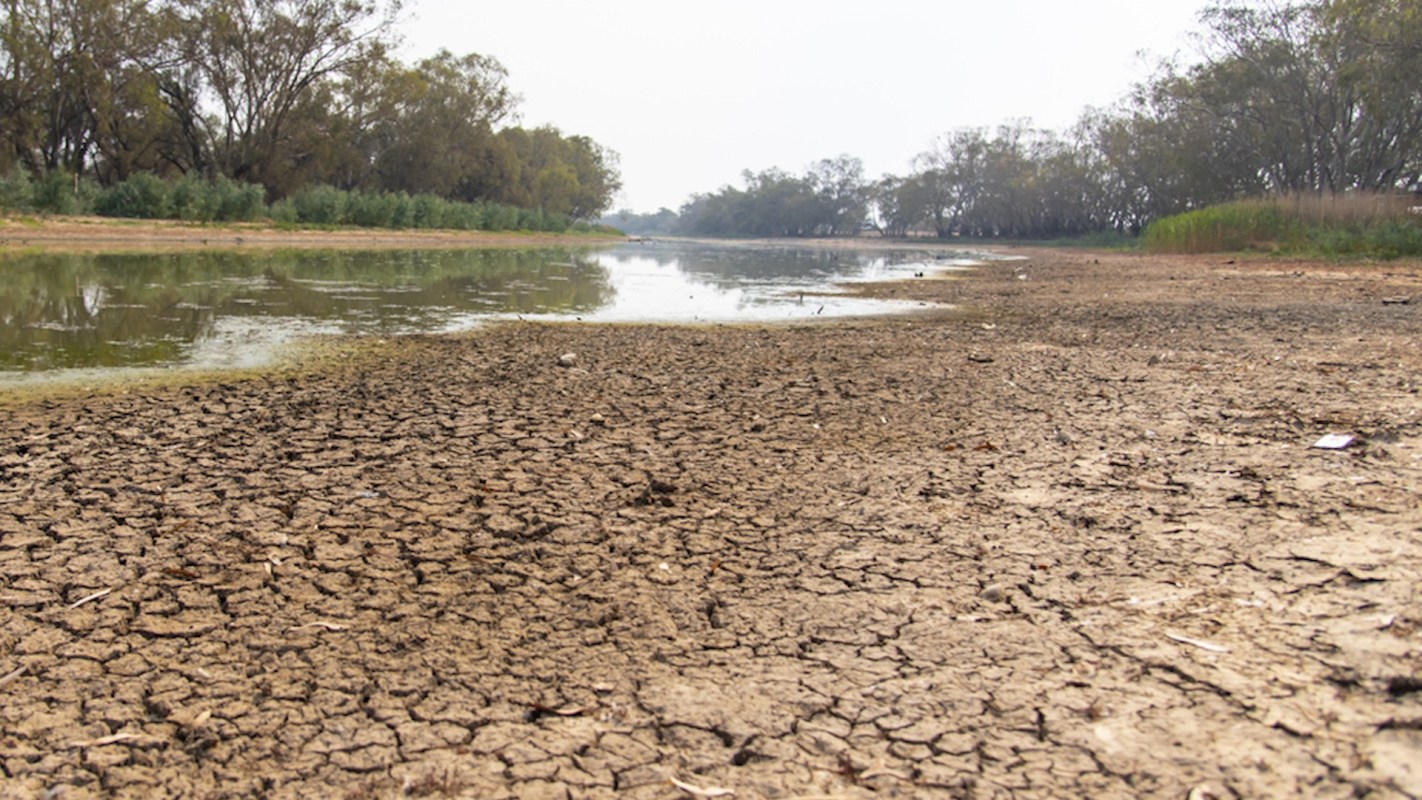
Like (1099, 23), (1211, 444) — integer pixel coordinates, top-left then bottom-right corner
(1, 248), (1419, 798)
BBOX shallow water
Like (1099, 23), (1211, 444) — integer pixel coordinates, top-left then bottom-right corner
(0, 240), (986, 386)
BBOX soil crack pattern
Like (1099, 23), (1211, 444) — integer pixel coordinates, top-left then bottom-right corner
(1, 248), (1420, 798)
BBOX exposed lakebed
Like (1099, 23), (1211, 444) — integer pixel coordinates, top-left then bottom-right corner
(0, 240), (983, 386)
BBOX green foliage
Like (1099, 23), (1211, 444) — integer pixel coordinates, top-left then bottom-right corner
(409, 194), (446, 229)
(31, 171), (93, 215)
(0, 171), (35, 212)
(0, 170), (100, 215)
(1143, 194), (1422, 258)
(169, 174), (215, 221)
(289, 186), (349, 225)
(1142, 201), (1300, 253)
(99, 173), (266, 222)
(96, 173), (172, 219)
(268, 198), (298, 225)
(0, 1), (619, 223)
(345, 191), (402, 228)
(481, 203), (520, 231)
(212, 177), (268, 222)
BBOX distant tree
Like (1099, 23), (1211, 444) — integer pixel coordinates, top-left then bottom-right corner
(807, 155), (869, 235)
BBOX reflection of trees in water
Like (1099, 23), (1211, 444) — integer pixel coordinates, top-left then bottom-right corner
(0, 249), (614, 371)
(604, 243), (907, 288)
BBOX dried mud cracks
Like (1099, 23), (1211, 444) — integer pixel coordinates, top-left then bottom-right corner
(1, 252), (1420, 798)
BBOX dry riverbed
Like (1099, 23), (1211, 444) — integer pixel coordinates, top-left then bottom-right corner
(0, 244), (1420, 798)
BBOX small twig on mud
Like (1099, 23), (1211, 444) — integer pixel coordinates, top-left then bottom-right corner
(67, 733), (141, 749)
(288, 621), (348, 633)
(668, 776), (735, 798)
(0, 665), (27, 690)
(67, 587), (115, 609)
(1166, 631), (1229, 653)
(859, 767), (914, 781)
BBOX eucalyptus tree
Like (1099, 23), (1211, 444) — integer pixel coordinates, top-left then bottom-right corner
(913, 128), (991, 237)
(168, 0), (403, 188)
(807, 155), (869, 235)
(870, 175), (932, 237)
(369, 50), (516, 197)
(0, 0), (172, 176)
(476, 126), (620, 220)
(1188, 0), (1421, 193)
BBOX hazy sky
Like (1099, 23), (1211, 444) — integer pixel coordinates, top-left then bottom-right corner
(399, 1), (1214, 213)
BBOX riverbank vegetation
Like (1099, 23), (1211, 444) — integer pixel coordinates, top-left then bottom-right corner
(0, 0), (621, 225)
(610, 0), (1420, 254)
(0, 170), (608, 233)
(1142, 193), (1422, 258)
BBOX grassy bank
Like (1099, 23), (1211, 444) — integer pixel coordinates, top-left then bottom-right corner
(1143, 193), (1422, 258)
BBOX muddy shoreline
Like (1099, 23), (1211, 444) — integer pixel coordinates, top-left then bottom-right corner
(1, 247), (1420, 798)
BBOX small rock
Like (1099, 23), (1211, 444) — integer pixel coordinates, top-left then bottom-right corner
(980, 584), (1005, 603)
(590, 413), (606, 426)
(556, 353), (578, 368)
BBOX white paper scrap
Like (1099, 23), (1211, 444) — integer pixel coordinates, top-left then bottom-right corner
(1313, 434), (1355, 450)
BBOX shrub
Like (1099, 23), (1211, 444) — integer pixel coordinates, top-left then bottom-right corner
(0, 171), (33, 212)
(290, 185), (348, 225)
(212, 177), (267, 221)
(346, 190), (414, 228)
(442, 201), (484, 230)
(31, 171), (89, 215)
(409, 194), (446, 229)
(96, 173), (171, 218)
(170, 173), (218, 221)
(268, 198), (298, 225)
(482, 203), (520, 231)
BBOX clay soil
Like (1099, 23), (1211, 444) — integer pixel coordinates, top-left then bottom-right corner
(1, 243), (1420, 799)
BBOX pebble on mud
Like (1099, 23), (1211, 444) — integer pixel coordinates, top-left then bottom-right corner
(980, 584), (1006, 603)
(556, 353), (578, 368)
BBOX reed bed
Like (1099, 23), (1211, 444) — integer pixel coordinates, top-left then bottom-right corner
(1143, 192), (1422, 258)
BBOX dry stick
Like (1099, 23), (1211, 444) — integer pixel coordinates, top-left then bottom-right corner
(1166, 631), (1230, 653)
(67, 587), (115, 609)
(288, 621), (348, 632)
(0, 665), (27, 690)
(67, 733), (140, 749)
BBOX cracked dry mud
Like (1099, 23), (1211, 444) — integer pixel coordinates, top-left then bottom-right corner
(1, 249), (1420, 799)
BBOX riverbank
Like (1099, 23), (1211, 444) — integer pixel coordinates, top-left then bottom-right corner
(1, 249), (1419, 798)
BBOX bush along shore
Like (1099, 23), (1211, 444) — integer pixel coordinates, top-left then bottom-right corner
(0, 170), (613, 235)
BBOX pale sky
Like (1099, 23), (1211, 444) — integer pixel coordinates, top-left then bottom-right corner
(399, 1), (1213, 213)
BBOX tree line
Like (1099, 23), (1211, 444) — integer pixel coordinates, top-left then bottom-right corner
(617, 0), (1420, 239)
(0, 0), (621, 219)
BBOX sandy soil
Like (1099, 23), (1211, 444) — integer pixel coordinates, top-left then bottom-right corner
(0, 243), (1420, 799)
